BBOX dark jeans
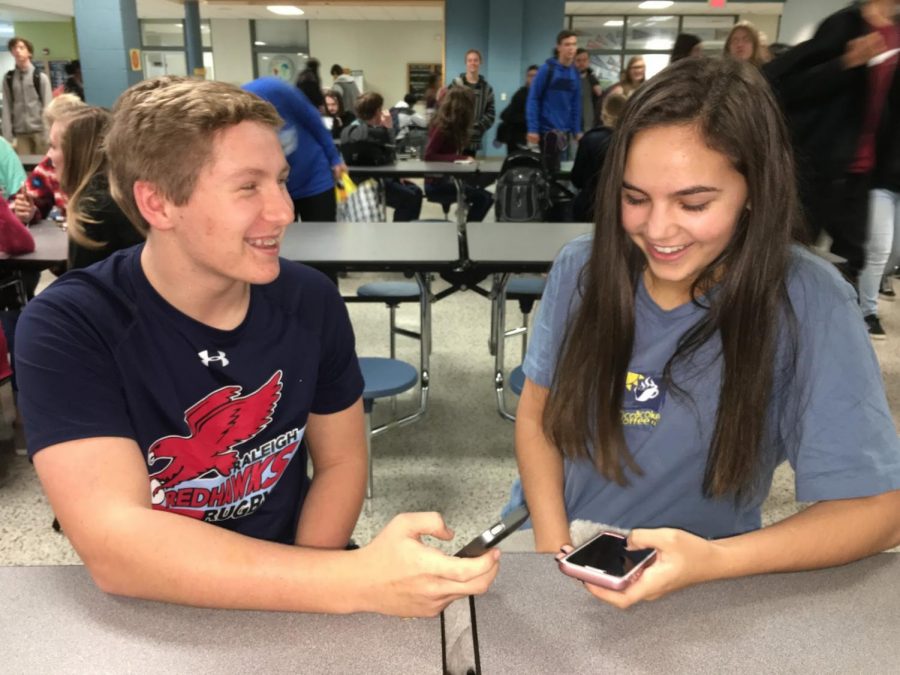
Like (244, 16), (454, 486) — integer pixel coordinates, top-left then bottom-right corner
(425, 180), (493, 223)
(804, 172), (870, 286)
(293, 186), (336, 222)
(384, 179), (423, 221)
(540, 130), (569, 173)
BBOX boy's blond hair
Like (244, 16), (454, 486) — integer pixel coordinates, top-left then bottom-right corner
(106, 77), (283, 234)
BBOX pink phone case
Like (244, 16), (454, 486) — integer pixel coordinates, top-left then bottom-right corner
(557, 531), (657, 591)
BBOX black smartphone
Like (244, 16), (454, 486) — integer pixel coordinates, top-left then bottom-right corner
(454, 505), (529, 558)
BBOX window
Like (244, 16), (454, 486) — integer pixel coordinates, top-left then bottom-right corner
(252, 20), (310, 82)
(139, 19), (214, 79)
(569, 14), (738, 89)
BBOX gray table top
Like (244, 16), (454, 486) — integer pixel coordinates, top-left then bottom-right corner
(282, 220), (461, 271)
(1, 565), (440, 674)
(0, 220), (68, 268)
(466, 221), (592, 270)
(477, 552), (900, 673)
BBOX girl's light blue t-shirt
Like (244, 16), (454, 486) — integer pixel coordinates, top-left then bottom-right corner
(514, 235), (900, 538)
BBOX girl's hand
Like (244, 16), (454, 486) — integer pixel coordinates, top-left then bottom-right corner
(561, 528), (726, 609)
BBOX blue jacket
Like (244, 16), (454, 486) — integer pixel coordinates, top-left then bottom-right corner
(526, 58), (581, 135)
(243, 77), (342, 200)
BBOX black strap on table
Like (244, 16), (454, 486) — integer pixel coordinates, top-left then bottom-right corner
(440, 595), (481, 675)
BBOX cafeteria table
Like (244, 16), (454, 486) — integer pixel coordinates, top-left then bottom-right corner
(475, 552), (900, 673)
(347, 159), (481, 228)
(283, 220), (463, 429)
(467, 221), (592, 418)
(5, 552), (898, 673)
(0, 220), (68, 269)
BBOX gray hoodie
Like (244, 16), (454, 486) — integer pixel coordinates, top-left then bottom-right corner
(331, 74), (360, 115)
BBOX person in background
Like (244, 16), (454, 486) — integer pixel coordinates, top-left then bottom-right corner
(54, 107), (143, 269)
(342, 92), (423, 222)
(425, 86), (493, 222)
(63, 59), (85, 101)
(575, 49), (603, 133)
(0, 137), (26, 202)
(506, 57), (900, 610)
(1, 37), (53, 155)
(448, 50), (496, 156)
(390, 92), (428, 155)
(244, 77), (346, 222)
(764, 0), (900, 293)
(423, 73), (440, 113)
(296, 57), (325, 111)
(15, 75), (500, 616)
(330, 64), (361, 114)
(14, 93), (87, 225)
(570, 92), (626, 222)
(858, 119), (900, 338)
(725, 22), (770, 68)
(527, 30), (582, 172)
(496, 65), (539, 155)
(670, 33), (703, 63)
(324, 91), (355, 141)
(605, 56), (646, 99)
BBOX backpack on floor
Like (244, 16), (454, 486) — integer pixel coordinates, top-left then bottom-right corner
(494, 150), (552, 222)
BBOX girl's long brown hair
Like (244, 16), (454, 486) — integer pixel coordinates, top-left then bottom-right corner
(544, 58), (805, 502)
(59, 106), (112, 250)
(430, 86), (474, 153)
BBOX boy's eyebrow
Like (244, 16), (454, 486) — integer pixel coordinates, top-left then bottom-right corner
(622, 181), (721, 197)
(225, 165), (291, 179)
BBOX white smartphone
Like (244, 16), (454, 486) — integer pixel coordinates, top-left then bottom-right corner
(455, 506), (529, 558)
(557, 531), (656, 591)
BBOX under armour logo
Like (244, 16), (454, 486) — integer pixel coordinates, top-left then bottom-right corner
(198, 350), (229, 367)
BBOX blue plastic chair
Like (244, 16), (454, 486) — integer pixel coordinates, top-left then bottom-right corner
(508, 365), (525, 397)
(359, 356), (419, 500)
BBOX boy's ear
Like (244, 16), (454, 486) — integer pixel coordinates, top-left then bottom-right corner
(133, 180), (176, 231)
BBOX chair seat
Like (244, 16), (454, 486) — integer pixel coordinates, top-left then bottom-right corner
(357, 281), (420, 300)
(507, 276), (545, 299)
(360, 357), (418, 404)
(509, 365), (525, 396)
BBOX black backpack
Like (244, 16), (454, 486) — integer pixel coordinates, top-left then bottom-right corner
(4, 68), (44, 105)
(494, 150), (552, 222)
(339, 121), (395, 166)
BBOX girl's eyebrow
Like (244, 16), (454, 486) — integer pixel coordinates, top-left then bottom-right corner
(622, 181), (722, 197)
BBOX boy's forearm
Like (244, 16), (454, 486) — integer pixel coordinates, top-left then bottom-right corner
(295, 458), (366, 549)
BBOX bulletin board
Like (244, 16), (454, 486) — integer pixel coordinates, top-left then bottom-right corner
(407, 63), (441, 97)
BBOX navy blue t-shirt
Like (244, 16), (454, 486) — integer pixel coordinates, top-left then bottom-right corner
(16, 245), (364, 544)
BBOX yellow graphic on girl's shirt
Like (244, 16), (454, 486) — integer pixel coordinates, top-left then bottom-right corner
(622, 371), (664, 427)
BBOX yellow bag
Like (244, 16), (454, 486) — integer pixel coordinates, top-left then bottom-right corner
(334, 174), (357, 205)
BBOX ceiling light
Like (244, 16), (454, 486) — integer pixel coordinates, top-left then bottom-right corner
(267, 5), (304, 15)
(638, 1), (673, 9)
(255, 41), (267, 46)
(604, 20), (624, 27)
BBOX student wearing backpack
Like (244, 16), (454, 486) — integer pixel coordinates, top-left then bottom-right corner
(497, 65), (539, 155)
(448, 50), (496, 157)
(2, 37), (53, 155)
(342, 92), (423, 221)
(526, 30), (582, 172)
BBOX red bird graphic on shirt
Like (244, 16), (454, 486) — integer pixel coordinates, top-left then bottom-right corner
(148, 371), (283, 490)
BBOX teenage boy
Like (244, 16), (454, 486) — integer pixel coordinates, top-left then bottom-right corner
(1, 37), (53, 154)
(574, 48), (603, 133)
(526, 30), (582, 171)
(330, 63), (361, 115)
(448, 49), (496, 156)
(15, 76), (499, 616)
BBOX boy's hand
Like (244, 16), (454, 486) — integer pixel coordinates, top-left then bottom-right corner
(354, 512), (501, 617)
